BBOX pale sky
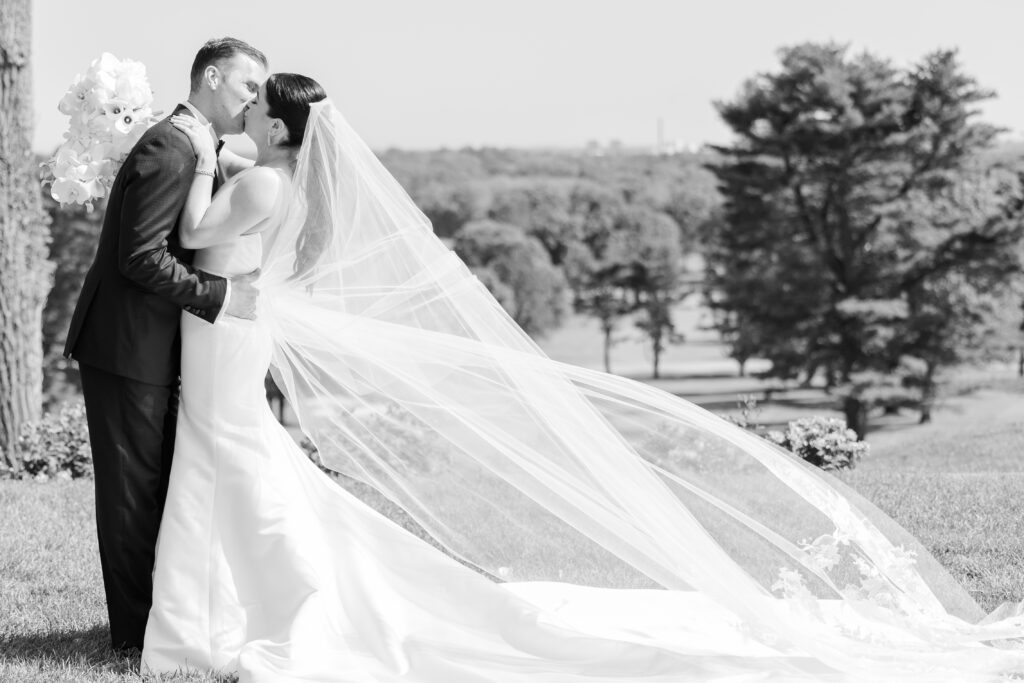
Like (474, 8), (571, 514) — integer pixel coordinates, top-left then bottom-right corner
(31, 0), (1024, 153)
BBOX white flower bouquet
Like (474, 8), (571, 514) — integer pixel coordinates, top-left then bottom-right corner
(41, 53), (160, 209)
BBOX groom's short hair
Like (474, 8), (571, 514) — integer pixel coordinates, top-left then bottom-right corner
(190, 38), (268, 92)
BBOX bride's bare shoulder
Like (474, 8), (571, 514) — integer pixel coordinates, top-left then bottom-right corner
(233, 165), (285, 189)
(224, 166), (285, 210)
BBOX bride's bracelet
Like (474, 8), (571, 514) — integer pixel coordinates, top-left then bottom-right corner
(195, 168), (215, 178)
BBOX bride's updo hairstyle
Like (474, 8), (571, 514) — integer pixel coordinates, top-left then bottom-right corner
(265, 73), (327, 148)
(267, 73), (332, 282)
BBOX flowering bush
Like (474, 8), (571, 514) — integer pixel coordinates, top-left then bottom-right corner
(41, 53), (159, 210)
(2, 402), (93, 481)
(766, 416), (868, 471)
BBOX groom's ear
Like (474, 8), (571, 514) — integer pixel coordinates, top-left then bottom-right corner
(205, 65), (221, 91)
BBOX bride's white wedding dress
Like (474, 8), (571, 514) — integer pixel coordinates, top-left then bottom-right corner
(142, 101), (1024, 682)
(140, 214), (817, 682)
(140, 219), (811, 683)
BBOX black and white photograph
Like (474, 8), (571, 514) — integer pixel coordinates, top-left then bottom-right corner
(4, 1), (1024, 680)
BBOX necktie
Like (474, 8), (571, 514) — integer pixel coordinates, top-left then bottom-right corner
(212, 140), (225, 193)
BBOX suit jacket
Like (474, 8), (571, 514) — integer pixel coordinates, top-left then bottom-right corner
(64, 104), (227, 386)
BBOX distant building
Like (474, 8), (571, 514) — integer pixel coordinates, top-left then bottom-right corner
(654, 139), (693, 156)
(653, 118), (694, 156)
(584, 138), (626, 157)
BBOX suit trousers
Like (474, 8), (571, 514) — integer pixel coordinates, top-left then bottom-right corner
(79, 362), (179, 650)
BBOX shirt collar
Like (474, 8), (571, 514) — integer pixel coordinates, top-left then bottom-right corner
(180, 101), (221, 149)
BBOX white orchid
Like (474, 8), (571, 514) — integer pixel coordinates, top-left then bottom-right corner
(51, 177), (98, 206)
(112, 110), (138, 136)
(44, 53), (160, 209)
(57, 76), (90, 115)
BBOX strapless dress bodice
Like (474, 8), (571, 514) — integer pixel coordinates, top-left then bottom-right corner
(193, 233), (262, 279)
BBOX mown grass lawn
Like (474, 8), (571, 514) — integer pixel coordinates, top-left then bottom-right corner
(3, 386), (1024, 681)
(841, 386), (1024, 612)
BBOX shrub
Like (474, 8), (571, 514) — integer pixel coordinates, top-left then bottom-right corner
(766, 416), (868, 471)
(728, 394), (763, 432)
(3, 402), (93, 481)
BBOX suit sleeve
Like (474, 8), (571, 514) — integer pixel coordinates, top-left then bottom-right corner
(116, 131), (227, 323)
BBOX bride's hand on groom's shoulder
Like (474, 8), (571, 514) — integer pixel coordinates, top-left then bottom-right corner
(226, 269), (260, 320)
(171, 115), (217, 172)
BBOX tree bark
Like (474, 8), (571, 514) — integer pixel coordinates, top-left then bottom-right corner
(0, 0), (52, 467)
(918, 361), (936, 424)
(602, 322), (613, 374)
(842, 396), (868, 439)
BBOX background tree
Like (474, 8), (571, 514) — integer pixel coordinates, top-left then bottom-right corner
(708, 309), (765, 378)
(0, 0), (52, 467)
(887, 172), (1024, 420)
(983, 284), (1024, 378)
(486, 178), (578, 264)
(631, 164), (721, 252)
(570, 252), (633, 374)
(612, 207), (688, 378)
(40, 192), (99, 407)
(562, 182), (630, 372)
(708, 43), (1024, 435)
(566, 180), (625, 276)
(412, 181), (489, 239)
(454, 219), (569, 337)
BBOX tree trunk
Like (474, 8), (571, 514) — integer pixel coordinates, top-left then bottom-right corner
(800, 363), (817, 387)
(842, 396), (868, 439)
(652, 339), (662, 379)
(0, 0), (52, 468)
(602, 323), (613, 374)
(918, 361), (936, 424)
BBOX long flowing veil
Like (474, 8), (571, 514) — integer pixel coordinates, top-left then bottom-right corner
(257, 100), (1024, 677)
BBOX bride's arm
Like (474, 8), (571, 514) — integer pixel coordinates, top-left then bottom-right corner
(170, 115), (281, 250)
(178, 168), (281, 250)
(219, 148), (255, 180)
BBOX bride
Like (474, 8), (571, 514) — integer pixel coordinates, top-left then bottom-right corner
(141, 73), (1024, 682)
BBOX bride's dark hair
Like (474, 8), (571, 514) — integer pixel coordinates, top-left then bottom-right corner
(266, 73), (332, 281)
(265, 73), (327, 148)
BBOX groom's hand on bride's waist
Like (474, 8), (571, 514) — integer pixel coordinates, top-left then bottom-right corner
(226, 269), (260, 320)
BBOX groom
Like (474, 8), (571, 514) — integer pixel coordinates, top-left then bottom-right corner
(64, 38), (269, 651)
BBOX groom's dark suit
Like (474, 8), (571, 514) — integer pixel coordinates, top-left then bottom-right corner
(65, 104), (226, 650)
